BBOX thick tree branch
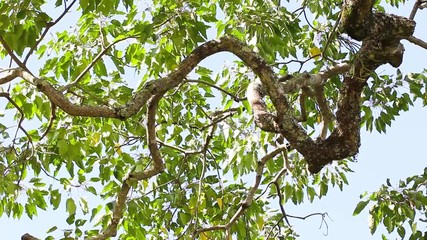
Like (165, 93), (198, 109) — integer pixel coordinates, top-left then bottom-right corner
(301, 0), (416, 173)
(0, 36), (278, 119)
(21, 233), (40, 240)
(128, 93), (166, 180)
(0, 68), (21, 84)
(1, 20), (416, 175)
(279, 63), (350, 94)
(89, 182), (131, 240)
(246, 80), (280, 133)
(91, 93), (166, 240)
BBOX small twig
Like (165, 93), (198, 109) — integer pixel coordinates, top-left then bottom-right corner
(23, 0), (78, 64)
(184, 79), (246, 102)
(302, 9), (321, 32)
(191, 124), (217, 238)
(321, 12), (342, 58)
(61, 35), (137, 92)
(194, 144), (288, 236)
(202, 123), (216, 153)
(73, 85), (111, 106)
(292, 6), (305, 15)
(39, 102), (57, 141)
(157, 139), (200, 154)
(192, 150), (209, 238)
(288, 212), (330, 235)
(286, 212), (328, 220)
(40, 164), (81, 187)
(0, 92), (32, 143)
(140, 178), (176, 198)
(273, 180), (291, 226)
(209, 107), (239, 118)
(201, 112), (233, 131)
(0, 35), (32, 75)
(274, 53), (321, 72)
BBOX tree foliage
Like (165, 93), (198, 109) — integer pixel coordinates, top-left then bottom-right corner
(0, 0), (426, 239)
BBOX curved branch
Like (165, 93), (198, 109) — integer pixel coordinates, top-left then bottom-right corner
(0, 68), (20, 85)
(146, 93), (165, 173)
(246, 79), (280, 133)
(91, 93), (166, 240)
(128, 93), (165, 180)
(89, 182), (131, 240)
(1, 36), (278, 119)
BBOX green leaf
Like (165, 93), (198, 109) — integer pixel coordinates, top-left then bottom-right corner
(369, 214), (378, 234)
(66, 198), (76, 215)
(57, 139), (68, 155)
(25, 203), (37, 219)
(306, 186), (316, 202)
(55, 0), (62, 7)
(47, 226), (58, 233)
(353, 200), (369, 216)
(397, 226), (406, 238)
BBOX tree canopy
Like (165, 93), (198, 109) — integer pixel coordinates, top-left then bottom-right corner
(1, 0), (427, 239)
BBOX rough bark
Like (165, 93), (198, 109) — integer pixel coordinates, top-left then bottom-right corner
(21, 233), (39, 240)
(301, 0), (415, 172)
(245, 0), (415, 173)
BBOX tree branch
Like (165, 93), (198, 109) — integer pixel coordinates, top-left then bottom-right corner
(0, 92), (32, 143)
(0, 36), (32, 75)
(405, 35), (427, 50)
(0, 68), (21, 85)
(89, 182), (131, 240)
(277, 63), (351, 94)
(128, 93), (166, 180)
(246, 79), (281, 133)
(184, 78), (246, 102)
(91, 92), (167, 240)
(61, 36), (137, 92)
(21, 233), (40, 240)
(409, 0), (424, 20)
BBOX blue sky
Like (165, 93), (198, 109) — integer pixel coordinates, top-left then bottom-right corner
(1, 1), (427, 239)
